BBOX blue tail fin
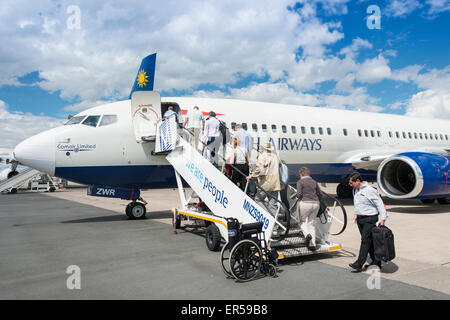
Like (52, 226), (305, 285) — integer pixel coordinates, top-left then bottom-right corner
(129, 53), (157, 98)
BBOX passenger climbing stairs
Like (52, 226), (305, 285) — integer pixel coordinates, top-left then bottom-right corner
(156, 116), (346, 260)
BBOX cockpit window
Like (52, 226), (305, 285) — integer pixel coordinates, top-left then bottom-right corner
(64, 115), (86, 125)
(99, 115), (118, 127)
(82, 115), (101, 127)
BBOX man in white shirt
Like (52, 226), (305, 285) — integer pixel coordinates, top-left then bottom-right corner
(183, 106), (204, 150)
(163, 106), (177, 119)
(202, 111), (222, 166)
(348, 172), (388, 272)
(232, 124), (253, 157)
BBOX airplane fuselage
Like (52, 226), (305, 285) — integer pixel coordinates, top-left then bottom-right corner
(15, 97), (448, 191)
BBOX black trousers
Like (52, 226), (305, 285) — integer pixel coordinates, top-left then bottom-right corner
(231, 163), (249, 191)
(355, 215), (379, 266)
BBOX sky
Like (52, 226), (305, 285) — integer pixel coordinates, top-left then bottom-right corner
(0, 0), (449, 151)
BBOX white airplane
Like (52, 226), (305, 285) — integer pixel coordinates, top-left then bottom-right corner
(9, 53), (450, 217)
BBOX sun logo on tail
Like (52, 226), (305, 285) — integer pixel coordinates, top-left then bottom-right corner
(137, 69), (149, 88)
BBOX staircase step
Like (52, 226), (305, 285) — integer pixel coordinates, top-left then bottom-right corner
(277, 242), (342, 259)
(271, 227), (301, 237)
(271, 236), (308, 247)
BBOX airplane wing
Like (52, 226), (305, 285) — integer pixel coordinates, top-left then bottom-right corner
(344, 146), (450, 171)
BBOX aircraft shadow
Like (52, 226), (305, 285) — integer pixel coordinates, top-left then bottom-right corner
(61, 210), (171, 223)
(387, 205), (449, 214)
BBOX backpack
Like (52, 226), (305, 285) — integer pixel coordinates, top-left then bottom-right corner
(218, 120), (228, 144)
(279, 160), (289, 186)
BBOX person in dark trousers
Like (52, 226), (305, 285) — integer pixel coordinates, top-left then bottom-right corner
(348, 172), (388, 272)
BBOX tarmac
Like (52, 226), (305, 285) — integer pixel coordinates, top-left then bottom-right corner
(0, 184), (449, 300)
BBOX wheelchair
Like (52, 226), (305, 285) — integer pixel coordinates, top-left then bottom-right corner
(220, 218), (278, 281)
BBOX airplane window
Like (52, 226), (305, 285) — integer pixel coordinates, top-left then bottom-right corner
(318, 127), (323, 135)
(282, 125), (287, 133)
(408, 132), (412, 139)
(445, 134), (448, 141)
(291, 126), (296, 134)
(370, 130), (375, 137)
(310, 127), (316, 134)
(301, 126), (306, 134)
(414, 132), (418, 139)
(377, 131), (381, 137)
(99, 115), (118, 127)
(327, 128), (332, 135)
(251, 123), (257, 132)
(343, 129), (348, 136)
(262, 124), (267, 132)
(424, 133), (428, 139)
(271, 125), (277, 133)
(435, 134), (439, 140)
(396, 132), (400, 138)
(389, 131), (392, 138)
(64, 115), (86, 125)
(364, 130), (368, 137)
(402, 132), (406, 139)
(358, 129), (362, 137)
(242, 123), (248, 130)
(419, 133), (423, 139)
(439, 134), (443, 140)
(82, 115), (101, 127)
(430, 134), (433, 140)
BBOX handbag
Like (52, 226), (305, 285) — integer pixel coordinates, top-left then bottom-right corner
(372, 225), (396, 262)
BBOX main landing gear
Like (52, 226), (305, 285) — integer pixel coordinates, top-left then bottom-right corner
(336, 180), (353, 199)
(126, 198), (148, 219)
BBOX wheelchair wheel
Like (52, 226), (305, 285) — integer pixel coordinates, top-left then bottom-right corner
(229, 239), (262, 282)
(220, 243), (232, 277)
(321, 196), (347, 236)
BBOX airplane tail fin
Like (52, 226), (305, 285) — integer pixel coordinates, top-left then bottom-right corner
(129, 53), (157, 98)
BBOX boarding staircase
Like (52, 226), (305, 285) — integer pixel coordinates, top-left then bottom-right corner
(0, 167), (41, 194)
(155, 116), (344, 259)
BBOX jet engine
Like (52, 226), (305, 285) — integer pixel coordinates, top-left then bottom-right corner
(377, 152), (449, 199)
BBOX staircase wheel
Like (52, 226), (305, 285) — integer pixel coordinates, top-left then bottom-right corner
(205, 224), (221, 251)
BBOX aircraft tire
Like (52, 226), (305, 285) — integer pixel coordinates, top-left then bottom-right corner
(437, 197), (450, 205)
(336, 183), (353, 199)
(205, 224), (221, 251)
(127, 202), (147, 220)
(125, 203), (133, 216)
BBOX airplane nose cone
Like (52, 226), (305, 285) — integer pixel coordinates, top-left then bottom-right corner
(14, 128), (57, 175)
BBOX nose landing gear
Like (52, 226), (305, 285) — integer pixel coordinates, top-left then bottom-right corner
(126, 198), (148, 219)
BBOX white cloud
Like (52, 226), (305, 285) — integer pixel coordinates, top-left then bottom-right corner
(385, 0), (423, 17)
(0, 0), (449, 122)
(0, 100), (64, 149)
(426, 0), (450, 14)
(0, 0), (303, 100)
(322, 87), (384, 112)
(355, 54), (392, 83)
(405, 89), (450, 119)
(401, 67), (450, 119)
(339, 37), (372, 58)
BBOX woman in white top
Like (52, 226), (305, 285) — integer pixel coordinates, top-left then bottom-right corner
(229, 137), (252, 191)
